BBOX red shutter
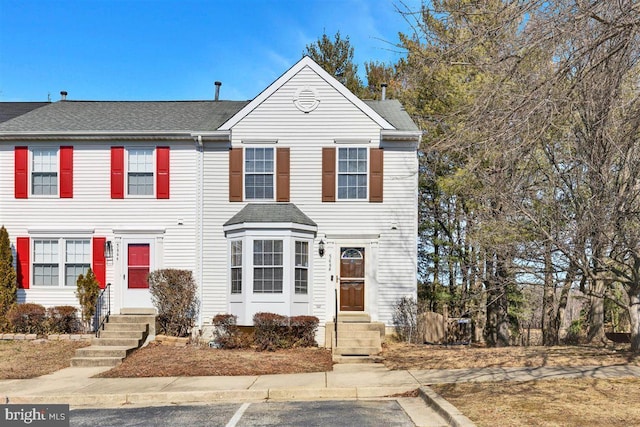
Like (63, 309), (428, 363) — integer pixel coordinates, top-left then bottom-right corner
(15, 146), (28, 199)
(16, 237), (30, 289)
(111, 147), (124, 199)
(322, 147), (336, 202)
(229, 148), (243, 202)
(369, 148), (384, 203)
(156, 147), (170, 199)
(60, 146), (73, 198)
(276, 147), (290, 202)
(92, 237), (106, 289)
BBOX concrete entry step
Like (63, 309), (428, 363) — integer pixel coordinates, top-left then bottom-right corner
(337, 312), (371, 323)
(120, 308), (157, 315)
(74, 346), (135, 358)
(332, 355), (384, 364)
(70, 356), (123, 367)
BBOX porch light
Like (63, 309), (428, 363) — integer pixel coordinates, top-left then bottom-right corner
(318, 239), (325, 257)
(104, 240), (113, 259)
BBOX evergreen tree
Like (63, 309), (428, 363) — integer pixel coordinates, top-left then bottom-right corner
(304, 31), (364, 96)
(0, 226), (17, 330)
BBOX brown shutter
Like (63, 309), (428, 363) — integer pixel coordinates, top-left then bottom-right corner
(369, 148), (383, 203)
(276, 147), (290, 202)
(229, 148), (243, 202)
(322, 147), (336, 202)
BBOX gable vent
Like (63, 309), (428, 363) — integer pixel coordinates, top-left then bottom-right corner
(293, 86), (320, 113)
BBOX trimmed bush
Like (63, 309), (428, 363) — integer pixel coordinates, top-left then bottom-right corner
(47, 305), (81, 334)
(211, 314), (249, 349)
(288, 315), (319, 347)
(253, 312), (320, 351)
(253, 312), (289, 351)
(149, 269), (199, 337)
(6, 303), (47, 334)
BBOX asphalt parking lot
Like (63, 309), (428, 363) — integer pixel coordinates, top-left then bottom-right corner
(71, 400), (420, 426)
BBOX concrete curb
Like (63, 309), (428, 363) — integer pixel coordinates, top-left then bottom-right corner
(419, 386), (476, 427)
(6, 386), (420, 408)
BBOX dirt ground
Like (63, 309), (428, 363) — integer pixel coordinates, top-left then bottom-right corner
(382, 342), (640, 370)
(0, 340), (89, 379)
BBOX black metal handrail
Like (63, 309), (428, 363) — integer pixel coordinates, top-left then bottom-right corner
(93, 283), (111, 337)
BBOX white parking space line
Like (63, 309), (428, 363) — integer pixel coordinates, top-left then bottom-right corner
(225, 402), (251, 427)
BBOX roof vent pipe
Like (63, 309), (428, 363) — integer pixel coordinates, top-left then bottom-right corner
(214, 81), (222, 101)
(380, 83), (387, 101)
(60, 91), (68, 101)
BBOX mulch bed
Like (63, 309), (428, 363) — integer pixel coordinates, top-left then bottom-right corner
(96, 343), (334, 378)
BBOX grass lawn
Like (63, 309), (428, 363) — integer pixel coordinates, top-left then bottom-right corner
(0, 340), (89, 379)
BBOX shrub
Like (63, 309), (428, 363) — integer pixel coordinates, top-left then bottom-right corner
(211, 314), (248, 349)
(288, 315), (319, 347)
(6, 303), (46, 334)
(0, 226), (17, 331)
(47, 305), (81, 334)
(253, 312), (289, 351)
(76, 268), (100, 331)
(564, 319), (585, 345)
(392, 296), (423, 343)
(149, 269), (199, 337)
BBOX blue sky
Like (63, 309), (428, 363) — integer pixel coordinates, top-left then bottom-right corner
(0, 0), (419, 102)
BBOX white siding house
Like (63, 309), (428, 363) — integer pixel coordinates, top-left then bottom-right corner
(0, 57), (421, 338)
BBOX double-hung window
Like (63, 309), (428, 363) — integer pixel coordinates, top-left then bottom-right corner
(337, 147), (367, 199)
(32, 238), (90, 287)
(294, 241), (309, 294)
(32, 148), (58, 196)
(64, 240), (91, 287)
(127, 148), (154, 196)
(33, 240), (59, 286)
(253, 239), (283, 293)
(245, 147), (274, 200)
(230, 240), (243, 294)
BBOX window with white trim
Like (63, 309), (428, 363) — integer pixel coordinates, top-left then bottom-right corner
(253, 239), (283, 293)
(338, 147), (367, 199)
(64, 240), (91, 287)
(294, 241), (309, 294)
(33, 240), (59, 286)
(33, 238), (90, 287)
(245, 147), (274, 199)
(32, 148), (58, 196)
(230, 240), (242, 294)
(127, 148), (154, 196)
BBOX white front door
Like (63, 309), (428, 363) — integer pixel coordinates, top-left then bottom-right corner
(121, 239), (154, 309)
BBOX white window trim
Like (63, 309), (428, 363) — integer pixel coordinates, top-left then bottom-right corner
(243, 146), (276, 201)
(29, 236), (93, 288)
(336, 146), (369, 201)
(125, 146), (156, 198)
(30, 146), (59, 198)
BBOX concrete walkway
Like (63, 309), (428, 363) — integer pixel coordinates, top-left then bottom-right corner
(2, 364), (640, 426)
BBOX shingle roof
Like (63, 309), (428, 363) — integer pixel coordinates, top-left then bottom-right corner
(364, 99), (419, 131)
(0, 100), (249, 132)
(0, 102), (50, 124)
(224, 203), (317, 227)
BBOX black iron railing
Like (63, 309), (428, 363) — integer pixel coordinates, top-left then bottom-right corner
(93, 283), (111, 337)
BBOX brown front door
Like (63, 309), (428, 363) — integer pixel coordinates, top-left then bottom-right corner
(340, 248), (365, 311)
